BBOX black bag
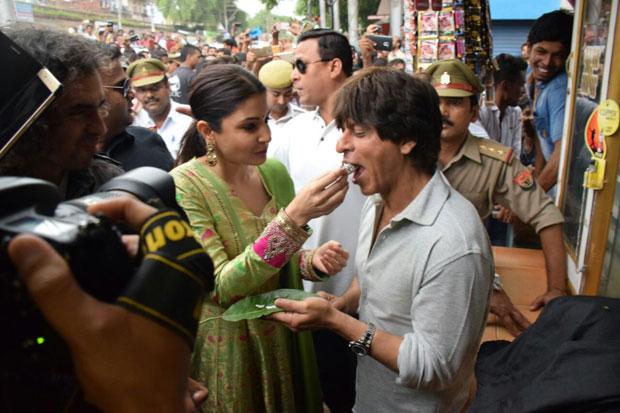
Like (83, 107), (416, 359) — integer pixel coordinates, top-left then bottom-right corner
(469, 296), (620, 412)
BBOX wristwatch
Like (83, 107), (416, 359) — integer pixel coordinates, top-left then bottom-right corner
(493, 274), (504, 291)
(348, 323), (376, 356)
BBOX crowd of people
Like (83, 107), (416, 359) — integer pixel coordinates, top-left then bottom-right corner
(1, 7), (576, 412)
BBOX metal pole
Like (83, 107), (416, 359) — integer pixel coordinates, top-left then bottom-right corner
(333, 0), (340, 31)
(0, 0), (17, 27)
(389, 0), (402, 37)
(117, 0), (122, 29)
(149, 3), (155, 31)
(307, 0), (311, 22)
(319, 0), (326, 28)
(347, 0), (359, 46)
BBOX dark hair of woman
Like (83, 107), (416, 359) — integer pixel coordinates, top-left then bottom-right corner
(176, 64), (266, 166)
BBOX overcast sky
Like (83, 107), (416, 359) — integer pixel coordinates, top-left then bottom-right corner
(236, 0), (300, 18)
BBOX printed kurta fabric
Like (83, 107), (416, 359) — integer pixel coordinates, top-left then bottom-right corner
(171, 158), (307, 412)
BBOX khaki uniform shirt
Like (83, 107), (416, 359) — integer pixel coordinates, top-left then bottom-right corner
(442, 133), (564, 234)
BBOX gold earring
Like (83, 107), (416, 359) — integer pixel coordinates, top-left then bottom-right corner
(206, 140), (217, 166)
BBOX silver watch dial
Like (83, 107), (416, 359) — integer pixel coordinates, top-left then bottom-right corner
(349, 342), (369, 356)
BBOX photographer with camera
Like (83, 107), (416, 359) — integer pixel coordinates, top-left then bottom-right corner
(1, 28), (211, 411)
(7, 197), (208, 412)
(359, 24), (392, 69)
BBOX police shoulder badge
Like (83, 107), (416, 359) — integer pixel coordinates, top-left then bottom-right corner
(515, 170), (535, 191)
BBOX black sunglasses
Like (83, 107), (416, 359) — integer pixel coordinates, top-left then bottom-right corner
(294, 58), (331, 74)
(103, 78), (132, 99)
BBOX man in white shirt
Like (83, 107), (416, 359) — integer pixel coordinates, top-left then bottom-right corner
(387, 35), (406, 62)
(257, 60), (306, 156)
(127, 58), (193, 159)
(81, 23), (98, 41)
(268, 28), (364, 412)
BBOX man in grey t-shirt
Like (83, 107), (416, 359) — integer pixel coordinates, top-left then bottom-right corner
(271, 68), (493, 412)
(169, 44), (200, 104)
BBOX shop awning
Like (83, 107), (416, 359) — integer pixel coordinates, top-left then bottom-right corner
(490, 0), (564, 20)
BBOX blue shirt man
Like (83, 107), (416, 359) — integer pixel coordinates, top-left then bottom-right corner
(525, 10), (574, 196)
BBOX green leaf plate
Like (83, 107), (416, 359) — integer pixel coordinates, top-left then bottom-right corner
(221, 288), (319, 322)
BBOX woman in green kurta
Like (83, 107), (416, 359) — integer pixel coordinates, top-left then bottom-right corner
(170, 64), (350, 412)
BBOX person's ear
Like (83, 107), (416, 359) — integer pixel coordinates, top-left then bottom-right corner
(197, 120), (214, 142)
(401, 140), (416, 156)
(329, 58), (343, 79)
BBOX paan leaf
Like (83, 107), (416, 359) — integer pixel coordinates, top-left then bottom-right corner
(221, 289), (319, 322)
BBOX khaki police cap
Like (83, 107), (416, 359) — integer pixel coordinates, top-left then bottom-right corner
(126, 58), (167, 88)
(258, 60), (294, 89)
(426, 59), (484, 97)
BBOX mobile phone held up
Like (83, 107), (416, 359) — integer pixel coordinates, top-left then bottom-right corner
(366, 34), (393, 51)
(249, 27), (262, 39)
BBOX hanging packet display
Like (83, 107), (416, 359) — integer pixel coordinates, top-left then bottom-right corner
(419, 39), (438, 64)
(438, 40), (456, 59)
(439, 11), (455, 36)
(420, 12), (438, 37)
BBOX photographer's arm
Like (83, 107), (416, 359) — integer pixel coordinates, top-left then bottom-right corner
(358, 36), (375, 69)
(8, 198), (189, 413)
(240, 29), (250, 53)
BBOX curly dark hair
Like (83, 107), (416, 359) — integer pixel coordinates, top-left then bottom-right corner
(96, 42), (122, 73)
(333, 66), (442, 175)
(8, 28), (102, 86)
(1, 28), (103, 176)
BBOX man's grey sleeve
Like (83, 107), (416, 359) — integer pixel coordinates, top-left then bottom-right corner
(397, 251), (493, 390)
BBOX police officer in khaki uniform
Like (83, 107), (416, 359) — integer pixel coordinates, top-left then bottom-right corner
(426, 59), (567, 336)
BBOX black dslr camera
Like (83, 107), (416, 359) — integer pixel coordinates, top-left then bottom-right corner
(0, 167), (183, 372)
(0, 167), (181, 301)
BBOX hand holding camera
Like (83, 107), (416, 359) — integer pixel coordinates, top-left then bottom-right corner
(0, 168), (215, 410)
(358, 36), (376, 67)
(365, 34), (393, 51)
(365, 24), (382, 35)
(8, 197), (196, 411)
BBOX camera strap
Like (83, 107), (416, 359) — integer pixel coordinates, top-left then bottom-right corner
(115, 209), (214, 348)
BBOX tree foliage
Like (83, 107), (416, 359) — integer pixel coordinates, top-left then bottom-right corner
(294, 0), (381, 35)
(259, 0), (280, 9)
(247, 9), (292, 33)
(156, 0), (247, 31)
